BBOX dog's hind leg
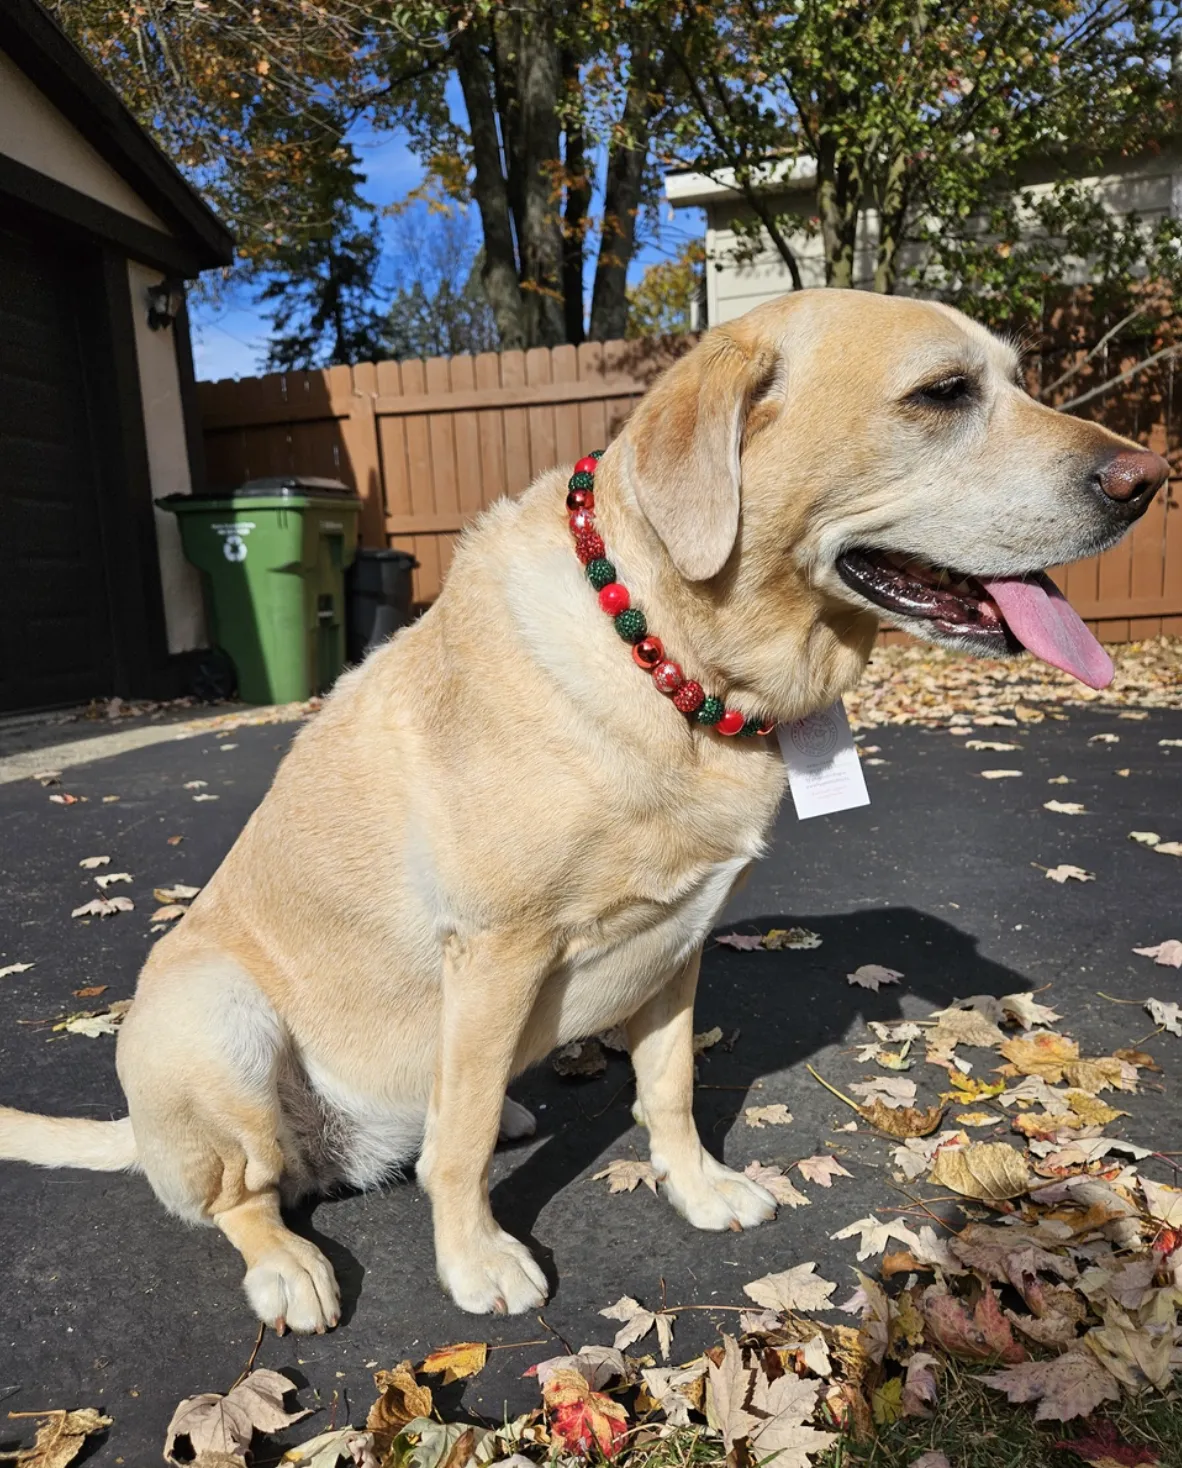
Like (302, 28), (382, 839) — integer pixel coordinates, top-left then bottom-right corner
(627, 950), (777, 1231)
(116, 954), (340, 1333)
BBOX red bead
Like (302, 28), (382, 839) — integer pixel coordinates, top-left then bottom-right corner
(569, 507), (595, 535)
(598, 582), (630, 615)
(717, 709), (746, 736)
(566, 487), (594, 512)
(574, 455), (599, 475)
(575, 529), (605, 564)
(673, 680), (705, 714)
(632, 636), (664, 669)
(652, 660), (683, 695)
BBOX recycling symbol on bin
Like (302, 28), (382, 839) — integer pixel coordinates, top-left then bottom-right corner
(222, 534), (248, 563)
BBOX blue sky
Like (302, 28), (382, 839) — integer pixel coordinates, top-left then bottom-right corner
(189, 114), (705, 381)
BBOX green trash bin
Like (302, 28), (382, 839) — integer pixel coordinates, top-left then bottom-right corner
(162, 477), (360, 705)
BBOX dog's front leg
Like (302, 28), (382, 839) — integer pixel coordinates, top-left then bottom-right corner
(418, 932), (550, 1315)
(627, 950), (776, 1230)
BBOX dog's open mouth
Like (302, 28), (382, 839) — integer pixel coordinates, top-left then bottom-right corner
(835, 549), (1114, 689)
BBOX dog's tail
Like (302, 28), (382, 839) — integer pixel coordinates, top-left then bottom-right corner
(0, 1106), (137, 1171)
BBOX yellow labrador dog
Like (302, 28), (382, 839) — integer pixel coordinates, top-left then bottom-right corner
(1, 290), (1167, 1332)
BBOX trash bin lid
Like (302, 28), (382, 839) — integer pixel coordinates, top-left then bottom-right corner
(159, 476), (362, 510)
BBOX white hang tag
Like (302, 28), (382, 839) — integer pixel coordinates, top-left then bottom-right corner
(776, 699), (871, 820)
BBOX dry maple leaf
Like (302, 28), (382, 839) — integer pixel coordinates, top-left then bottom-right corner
(0, 961), (34, 979)
(1045, 865), (1095, 883)
(744, 1160), (810, 1208)
(981, 1352), (1121, 1422)
(925, 1005), (1006, 1056)
(1133, 940), (1182, 967)
(6, 1407), (111, 1468)
(847, 964), (903, 990)
(715, 932), (765, 950)
(154, 884), (201, 902)
(744, 1103), (794, 1128)
(981, 768), (1023, 779)
(94, 872), (132, 889)
(764, 926), (823, 950)
(901, 1352), (940, 1418)
(1000, 1032), (1080, 1081)
(1141, 1176), (1182, 1227)
(56, 1002), (132, 1038)
(912, 1455), (952, 1468)
(922, 1284), (1027, 1364)
(592, 1159), (658, 1194)
(71, 896), (134, 918)
(1144, 998), (1182, 1036)
(930, 1141), (1030, 1202)
(639, 1363), (706, 1428)
(692, 1025), (723, 1054)
(281, 1427), (381, 1467)
(950, 1222), (1076, 1308)
(165, 1369), (309, 1466)
(860, 1099), (945, 1137)
(965, 739), (1019, 750)
(1154, 841), (1182, 856)
(542, 1367), (629, 1458)
(599, 1295), (674, 1359)
(366, 1362), (432, 1440)
(1044, 800), (1087, 814)
(1005, 1286), (1090, 1348)
(152, 905), (188, 923)
(706, 1336), (837, 1466)
(77, 856), (110, 869)
(1129, 831), (1161, 846)
(419, 1341), (487, 1383)
(1053, 1419), (1161, 1466)
(743, 1261), (837, 1312)
(796, 1155), (852, 1187)
(830, 1215), (922, 1262)
(849, 1077), (916, 1109)
(553, 1038), (607, 1077)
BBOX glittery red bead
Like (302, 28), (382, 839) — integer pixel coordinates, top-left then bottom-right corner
(598, 582), (630, 615)
(566, 487), (594, 512)
(575, 529), (605, 564)
(717, 709), (745, 736)
(632, 636), (664, 669)
(673, 680), (705, 714)
(652, 660), (683, 695)
(574, 455), (599, 475)
(569, 507), (595, 535)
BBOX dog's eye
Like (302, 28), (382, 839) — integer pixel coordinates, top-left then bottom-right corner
(915, 375), (972, 406)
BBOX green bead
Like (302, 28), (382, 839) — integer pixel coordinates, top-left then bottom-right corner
(569, 470), (594, 491)
(614, 608), (647, 643)
(586, 557), (616, 591)
(738, 718), (763, 737)
(696, 696), (725, 726)
(590, 448), (605, 459)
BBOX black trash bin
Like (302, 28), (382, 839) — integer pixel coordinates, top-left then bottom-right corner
(346, 548), (418, 664)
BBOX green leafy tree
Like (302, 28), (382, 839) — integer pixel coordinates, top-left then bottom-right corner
(625, 241), (705, 338)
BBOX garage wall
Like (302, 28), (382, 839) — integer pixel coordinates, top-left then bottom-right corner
(127, 260), (207, 653)
(0, 49), (169, 233)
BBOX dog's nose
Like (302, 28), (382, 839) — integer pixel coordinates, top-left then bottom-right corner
(1094, 448), (1170, 515)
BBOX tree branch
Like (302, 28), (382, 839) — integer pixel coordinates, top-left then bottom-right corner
(1057, 341), (1179, 411)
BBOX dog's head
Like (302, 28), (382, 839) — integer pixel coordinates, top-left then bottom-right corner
(616, 290), (1167, 712)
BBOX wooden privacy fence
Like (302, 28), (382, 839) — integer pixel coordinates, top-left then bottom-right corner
(198, 337), (1182, 640)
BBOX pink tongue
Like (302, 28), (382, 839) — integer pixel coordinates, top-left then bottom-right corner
(981, 573), (1114, 690)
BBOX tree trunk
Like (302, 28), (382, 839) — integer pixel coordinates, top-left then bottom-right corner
(450, 21), (528, 349)
(872, 154), (909, 293)
(561, 47), (589, 344)
(588, 54), (655, 342)
(516, 3), (566, 346)
(817, 134), (860, 288)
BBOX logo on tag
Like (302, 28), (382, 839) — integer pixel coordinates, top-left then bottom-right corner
(776, 700), (871, 821)
(211, 521), (255, 564)
(222, 535), (247, 562)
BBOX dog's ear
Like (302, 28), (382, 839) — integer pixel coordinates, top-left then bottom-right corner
(626, 333), (781, 581)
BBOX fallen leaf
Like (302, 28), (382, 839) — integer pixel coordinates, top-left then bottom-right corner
(981, 769), (1023, 779)
(922, 1284), (1026, 1364)
(871, 1375), (904, 1427)
(1088, 733), (1120, 744)
(743, 1261), (837, 1312)
(1006, 1287), (1089, 1348)
(982, 1353), (1120, 1422)
(691, 1025), (723, 1055)
(49, 793), (85, 805)
(847, 964), (903, 990)
(1134, 940), (1182, 967)
(282, 1428), (381, 1467)
(592, 1159), (658, 1194)
(744, 1160), (810, 1208)
(860, 1100), (946, 1137)
(1144, 999), (1182, 1037)
(71, 896), (134, 918)
(744, 1103), (794, 1128)
(72, 986), (107, 999)
(94, 872), (132, 889)
(5, 1407), (112, 1468)
(715, 933), (765, 950)
(1161, 738), (1182, 747)
(1045, 865), (1095, 883)
(764, 926), (823, 950)
(796, 1155), (852, 1187)
(154, 884), (201, 903)
(950, 1222), (1076, 1306)
(1154, 841), (1182, 856)
(151, 905), (188, 922)
(553, 1038), (607, 1077)
(183, 780), (208, 790)
(1002, 992), (1063, 1029)
(912, 1455), (951, 1468)
(965, 739), (1019, 751)
(1000, 1033), (1080, 1081)
(167, 835), (184, 846)
(849, 1077), (916, 1110)
(901, 1352), (940, 1418)
(366, 1362), (432, 1440)
(1129, 831), (1161, 846)
(542, 1367), (628, 1457)
(706, 1335), (836, 1465)
(1044, 800), (1087, 815)
(78, 856), (110, 869)
(925, 1005), (1006, 1056)
(165, 1369), (309, 1465)
(530, 1348), (627, 1392)
(1048, 775), (1073, 783)
(599, 1296), (673, 1359)
(55, 1001), (132, 1038)
(32, 769), (61, 785)
(1053, 1419), (1160, 1466)
(831, 1215), (922, 1262)
(0, 961), (34, 979)
(639, 1362), (707, 1428)
(1141, 1177), (1182, 1227)
(419, 1341), (487, 1383)
(193, 793), (220, 802)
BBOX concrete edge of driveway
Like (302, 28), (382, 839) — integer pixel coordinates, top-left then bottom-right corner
(0, 706), (309, 785)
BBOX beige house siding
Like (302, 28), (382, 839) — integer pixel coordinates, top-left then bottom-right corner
(0, 47), (169, 232)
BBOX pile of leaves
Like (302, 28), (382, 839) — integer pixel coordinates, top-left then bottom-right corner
(845, 638), (1182, 728)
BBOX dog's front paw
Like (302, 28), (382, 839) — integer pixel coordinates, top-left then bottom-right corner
(243, 1240), (341, 1334)
(498, 1096), (537, 1141)
(659, 1152), (777, 1232)
(438, 1231), (548, 1315)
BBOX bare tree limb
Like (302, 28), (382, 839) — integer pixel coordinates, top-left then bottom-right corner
(1056, 341), (1179, 411)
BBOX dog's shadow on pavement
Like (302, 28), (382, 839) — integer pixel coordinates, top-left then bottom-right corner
(487, 905), (1032, 1280)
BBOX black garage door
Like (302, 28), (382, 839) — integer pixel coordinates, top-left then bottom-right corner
(0, 222), (117, 712)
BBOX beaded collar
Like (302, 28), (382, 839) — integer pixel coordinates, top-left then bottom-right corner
(565, 451), (773, 737)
